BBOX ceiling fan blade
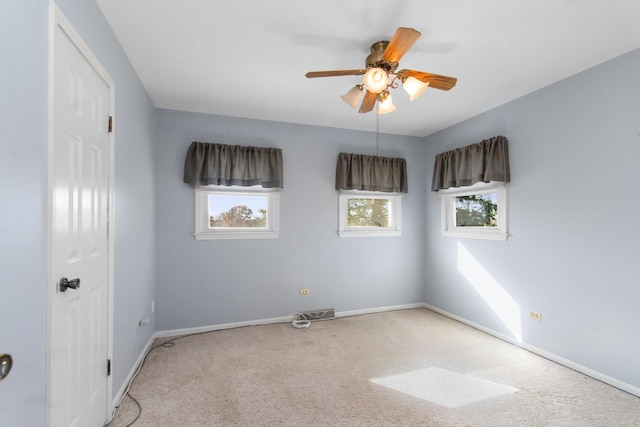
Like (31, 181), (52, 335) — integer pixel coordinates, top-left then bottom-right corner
(397, 69), (458, 91)
(358, 90), (377, 113)
(305, 69), (366, 78)
(381, 27), (421, 63)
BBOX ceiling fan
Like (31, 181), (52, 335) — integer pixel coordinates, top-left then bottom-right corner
(305, 27), (457, 114)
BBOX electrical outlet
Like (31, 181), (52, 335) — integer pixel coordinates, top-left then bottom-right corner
(300, 288), (310, 295)
(529, 311), (542, 321)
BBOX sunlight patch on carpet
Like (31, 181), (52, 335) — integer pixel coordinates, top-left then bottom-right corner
(371, 367), (517, 408)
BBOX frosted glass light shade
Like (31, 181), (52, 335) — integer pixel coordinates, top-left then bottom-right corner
(363, 67), (388, 94)
(403, 76), (429, 101)
(377, 92), (396, 114)
(341, 86), (363, 109)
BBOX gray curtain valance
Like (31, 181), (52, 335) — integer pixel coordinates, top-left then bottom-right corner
(431, 135), (510, 191)
(335, 152), (408, 193)
(183, 142), (283, 188)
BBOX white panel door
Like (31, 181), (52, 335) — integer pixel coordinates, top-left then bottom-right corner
(50, 20), (110, 427)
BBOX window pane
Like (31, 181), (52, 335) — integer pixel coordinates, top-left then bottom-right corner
(208, 195), (268, 228)
(347, 198), (390, 227)
(455, 193), (498, 227)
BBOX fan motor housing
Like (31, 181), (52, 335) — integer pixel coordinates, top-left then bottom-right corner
(366, 40), (398, 73)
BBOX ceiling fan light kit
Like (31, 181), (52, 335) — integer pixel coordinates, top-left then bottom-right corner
(363, 67), (389, 93)
(341, 85), (364, 109)
(306, 27), (457, 114)
(402, 77), (430, 101)
(377, 91), (396, 114)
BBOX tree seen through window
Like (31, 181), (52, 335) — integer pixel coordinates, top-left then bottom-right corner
(208, 194), (268, 228)
(210, 205), (267, 228)
(347, 198), (390, 227)
(455, 193), (497, 227)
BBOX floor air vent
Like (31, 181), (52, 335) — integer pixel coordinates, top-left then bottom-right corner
(298, 308), (335, 322)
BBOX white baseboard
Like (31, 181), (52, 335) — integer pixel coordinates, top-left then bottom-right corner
(111, 300), (639, 419)
(155, 303), (426, 339)
(336, 303), (427, 318)
(423, 303), (640, 398)
(109, 334), (156, 419)
(110, 304), (423, 419)
(154, 314), (294, 338)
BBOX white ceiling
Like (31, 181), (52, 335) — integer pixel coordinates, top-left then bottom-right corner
(97, 0), (640, 137)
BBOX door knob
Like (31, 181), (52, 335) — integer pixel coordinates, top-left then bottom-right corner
(59, 277), (80, 292)
(0, 354), (12, 381)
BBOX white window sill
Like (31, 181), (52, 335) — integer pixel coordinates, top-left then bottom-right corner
(338, 230), (402, 238)
(441, 230), (508, 241)
(194, 231), (279, 240)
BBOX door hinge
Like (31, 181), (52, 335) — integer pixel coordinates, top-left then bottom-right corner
(107, 359), (112, 376)
(108, 116), (113, 133)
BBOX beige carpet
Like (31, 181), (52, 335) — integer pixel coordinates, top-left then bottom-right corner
(106, 309), (640, 426)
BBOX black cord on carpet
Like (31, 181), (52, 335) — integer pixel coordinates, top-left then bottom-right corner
(106, 324), (281, 426)
(105, 315), (316, 426)
(123, 393), (141, 427)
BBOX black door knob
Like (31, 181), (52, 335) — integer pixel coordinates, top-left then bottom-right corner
(59, 277), (80, 292)
(0, 354), (12, 381)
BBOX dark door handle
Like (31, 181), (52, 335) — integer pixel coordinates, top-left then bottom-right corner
(0, 354), (12, 381)
(59, 277), (80, 292)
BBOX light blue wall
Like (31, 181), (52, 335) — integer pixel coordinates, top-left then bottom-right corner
(2, 1), (637, 423)
(423, 48), (640, 389)
(154, 110), (427, 330)
(0, 2), (49, 426)
(0, 1), (157, 424)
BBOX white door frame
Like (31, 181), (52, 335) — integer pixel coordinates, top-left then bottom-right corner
(46, 3), (116, 424)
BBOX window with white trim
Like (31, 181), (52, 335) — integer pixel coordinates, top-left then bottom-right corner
(339, 191), (402, 238)
(440, 181), (507, 241)
(194, 186), (280, 240)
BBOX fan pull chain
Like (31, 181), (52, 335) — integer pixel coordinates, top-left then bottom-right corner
(376, 112), (380, 156)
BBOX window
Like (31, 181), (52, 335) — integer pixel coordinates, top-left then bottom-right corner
(339, 191), (402, 238)
(194, 186), (280, 240)
(439, 181), (507, 240)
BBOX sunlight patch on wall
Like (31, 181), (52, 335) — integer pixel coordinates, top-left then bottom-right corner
(457, 242), (522, 341)
(371, 367), (517, 408)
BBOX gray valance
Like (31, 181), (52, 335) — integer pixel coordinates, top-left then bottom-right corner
(335, 152), (407, 193)
(431, 136), (510, 191)
(183, 142), (283, 188)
